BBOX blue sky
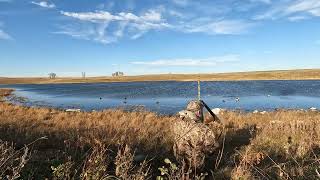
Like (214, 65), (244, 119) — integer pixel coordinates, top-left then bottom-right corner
(0, 0), (320, 77)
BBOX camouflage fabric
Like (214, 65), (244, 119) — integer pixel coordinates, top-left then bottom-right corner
(185, 100), (204, 123)
(172, 117), (219, 169)
(178, 110), (198, 121)
(186, 100), (202, 111)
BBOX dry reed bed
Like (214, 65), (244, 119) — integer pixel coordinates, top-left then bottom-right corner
(0, 88), (320, 179)
(0, 102), (175, 152)
(221, 111), (320, 179)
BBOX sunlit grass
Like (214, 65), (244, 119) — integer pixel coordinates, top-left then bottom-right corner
(0, 88), (319, 179)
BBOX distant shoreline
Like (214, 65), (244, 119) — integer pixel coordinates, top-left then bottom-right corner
(1, 69), (320, 84)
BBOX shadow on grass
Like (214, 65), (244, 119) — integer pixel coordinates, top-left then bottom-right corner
(0, 124), (173, 179)
(206, 123), (258, 179)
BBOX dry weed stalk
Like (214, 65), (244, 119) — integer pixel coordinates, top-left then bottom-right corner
(1, 89), (320, 179)
(0, 140), (30, 180)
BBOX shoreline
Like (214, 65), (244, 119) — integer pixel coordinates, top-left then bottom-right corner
(1, 69), (320, 85)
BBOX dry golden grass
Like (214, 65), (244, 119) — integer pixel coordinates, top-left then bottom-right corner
(1, 69), (320, 84)
(0, 89), (320, 179)
(0, 88), (13, 99)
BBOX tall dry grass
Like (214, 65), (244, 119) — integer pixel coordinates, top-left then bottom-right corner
(0, 88), (13, 100)
(0, 89), (320, 179)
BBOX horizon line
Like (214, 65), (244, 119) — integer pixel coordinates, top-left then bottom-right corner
(1, 68), (319, 78)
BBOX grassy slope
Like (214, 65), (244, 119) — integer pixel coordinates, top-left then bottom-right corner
(0, 89), (320, 179)
(1, 69), (320, 84)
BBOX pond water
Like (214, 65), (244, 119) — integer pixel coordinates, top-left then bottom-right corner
(1, 80), (320, 114)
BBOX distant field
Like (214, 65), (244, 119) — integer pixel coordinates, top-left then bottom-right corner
(1, 69), (320, 84)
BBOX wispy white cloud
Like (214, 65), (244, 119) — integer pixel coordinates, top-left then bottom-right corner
(250, 0), (271, 4)
(59, 9), (171, 43)
(288, 15), (309, 21)
(172, 0), (189, 7)
(57, 0), (268, 44)
(131, 55), (239, 67)
(0, 29), (11, 40)
(59, 6), (255, 44)
(167, 9), (185, 18)
(253, 10), (276, 20)
(0, 21), (11, 40)
(181, 19), (254, 35)
(61, 10), (165, 23)
(31, 1), (55, 9)
(309, 8), (320, 16)
(53, 23), (117, 44)
(286, 0), (320, 16)
(171, 0), (230, 16)
(254, 0), (320, 20)
(97, 1), (115, 10)
(5, 0), (317, 45)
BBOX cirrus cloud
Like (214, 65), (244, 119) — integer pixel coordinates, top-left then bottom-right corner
(254, 0), (320, 20)
(60, 10), (165, 24)
(58, 7), (254, 44)
(0, 22), (11, 40)
(31, 1), (55, 9)
(180, 19), (254, 35)
(250, 0), (271, 4)
(0, 29), (11, 40)
(55, 0), (320, 45)
(131, 55), (240, 67)
(59, 9), (171, 44)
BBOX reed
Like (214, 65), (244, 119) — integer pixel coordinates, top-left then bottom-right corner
(0, 88), (319, 179)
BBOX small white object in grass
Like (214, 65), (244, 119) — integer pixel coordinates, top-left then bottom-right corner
(270, 120), (283, 125)
(260, 111), (267, 114)
(253, 110), (259, 114)
(310, 107), (317, 111)
(211, 108), (221, 115)
(65, 109), (81, 112)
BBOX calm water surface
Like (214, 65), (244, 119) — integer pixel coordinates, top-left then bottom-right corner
(1, 80), (320, 114)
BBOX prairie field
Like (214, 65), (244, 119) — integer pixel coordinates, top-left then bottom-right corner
(1, 69), (320, 85)
(0, 88), (320, 179)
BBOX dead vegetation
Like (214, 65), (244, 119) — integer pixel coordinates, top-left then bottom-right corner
(0, 89), (320, 179)
(0, 88), (13, 100)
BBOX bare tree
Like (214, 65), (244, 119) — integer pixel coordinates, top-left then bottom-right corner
(48, 73), (57, 79)
(112, 72), (124, 77)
